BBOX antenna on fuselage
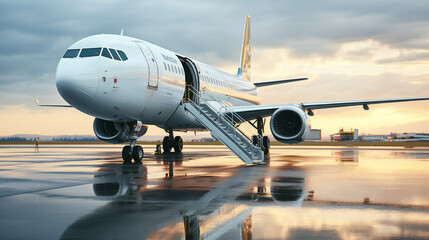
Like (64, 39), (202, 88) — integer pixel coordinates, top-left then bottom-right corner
(120, 28), (124, 36)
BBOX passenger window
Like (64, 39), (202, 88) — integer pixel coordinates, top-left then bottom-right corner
(79, 48), (101, 57)
(109, 49), (121, 61)
(63, 49), (80, 58)
(167, 64), (171, 72)
(117, 50), (128, 61)
(101, 48), (112, 59)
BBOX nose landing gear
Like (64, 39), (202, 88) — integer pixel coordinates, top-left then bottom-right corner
(122, 121), (144, 163)
(162, 130), (183, 153)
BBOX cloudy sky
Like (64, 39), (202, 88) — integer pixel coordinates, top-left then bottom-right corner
(1, 0), (429, 138)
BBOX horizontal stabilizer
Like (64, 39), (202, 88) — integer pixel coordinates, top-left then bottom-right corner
(253, 78), (308, 87)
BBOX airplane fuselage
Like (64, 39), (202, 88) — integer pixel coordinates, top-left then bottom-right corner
(56, 34), (260, 131)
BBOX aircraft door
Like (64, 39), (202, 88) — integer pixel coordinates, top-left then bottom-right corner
(178, 56), (200, 103)
(136, 42), (159, 88)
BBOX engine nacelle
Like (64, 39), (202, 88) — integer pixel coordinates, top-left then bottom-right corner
(93, 118), (148, 144)
(270, 106), (311, 144)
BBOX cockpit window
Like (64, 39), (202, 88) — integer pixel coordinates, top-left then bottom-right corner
(117, 50), (128, 61)
(63, 49), (80, 58)
(80, 48), (102, 57)
(109, 49), (121, 61)
(62, 47), (127, 61)
(101, 48), (112, 59)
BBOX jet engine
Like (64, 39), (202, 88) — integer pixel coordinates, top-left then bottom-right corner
(93, 118), (148, 144)
(270, 106), (310, 144)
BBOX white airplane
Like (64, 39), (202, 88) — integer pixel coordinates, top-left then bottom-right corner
(39, 15), (429, 164)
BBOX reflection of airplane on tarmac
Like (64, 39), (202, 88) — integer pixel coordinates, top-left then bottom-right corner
(93, 163), (147, 201)
(60, 162), (306, 239)
(39, 14), (429, 164)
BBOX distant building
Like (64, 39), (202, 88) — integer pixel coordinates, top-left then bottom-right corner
(389, 133), (429, 142)
(360, 135), (389, 142)
(201, 137), (216, 142)
(306, 129), (322, 141)
(331, 128), (358, 142)
(330, 128), (429, 142)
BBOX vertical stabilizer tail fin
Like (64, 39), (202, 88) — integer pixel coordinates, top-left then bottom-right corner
(237, 14), (251, 81)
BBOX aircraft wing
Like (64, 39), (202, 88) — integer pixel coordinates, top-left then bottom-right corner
(231, 97), (429, 121)
(37, 104), (73, 107)
(35, 98), (73, 107)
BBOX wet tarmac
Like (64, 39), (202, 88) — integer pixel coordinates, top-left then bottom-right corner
(1, 144), (429, 239)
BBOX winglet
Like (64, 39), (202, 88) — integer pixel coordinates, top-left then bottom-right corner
(120, 28), (124, 36)
(237, 14), (251, 81)
(35, 98), (40, 105)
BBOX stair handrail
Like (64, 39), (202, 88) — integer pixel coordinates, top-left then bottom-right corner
(201, 88), (261, 143)
(186, 85), (263, 152)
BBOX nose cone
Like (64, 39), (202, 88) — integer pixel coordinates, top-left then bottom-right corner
(56, 61), (98, 106)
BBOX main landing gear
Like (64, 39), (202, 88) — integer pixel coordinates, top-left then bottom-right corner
(262, 136), (270, 154)
(122, 121), (144, 163)
(162, 130), (183, 153)
(257, 117), (270, 154)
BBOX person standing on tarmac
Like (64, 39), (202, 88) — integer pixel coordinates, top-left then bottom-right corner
(35, 137), (39, 152)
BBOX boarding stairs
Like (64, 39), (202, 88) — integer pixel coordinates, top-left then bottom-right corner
(183, 86), (264, 164)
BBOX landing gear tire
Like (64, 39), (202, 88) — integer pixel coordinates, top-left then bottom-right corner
(122, 145), (132, 163)
(133, 145), (144, 162)
(163, 136), (173, 153)
(173, 136), (183, 153)
(263, 136), (270, 154)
